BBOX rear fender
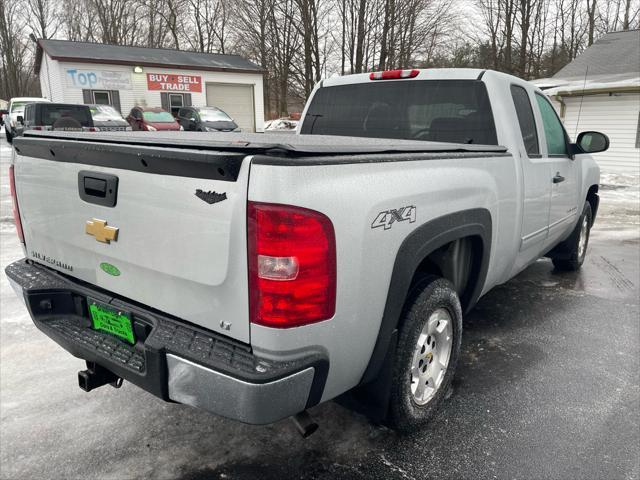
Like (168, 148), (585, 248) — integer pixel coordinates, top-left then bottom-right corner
(359, 208), (492, 386)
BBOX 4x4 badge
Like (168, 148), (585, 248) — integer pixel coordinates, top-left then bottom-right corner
(371, 206), (417, 230)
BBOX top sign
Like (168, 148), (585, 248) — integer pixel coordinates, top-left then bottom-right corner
(147, 73), (202, 92)
(66, 69), (132, 90)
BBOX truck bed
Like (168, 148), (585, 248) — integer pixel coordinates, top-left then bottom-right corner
(21, 130), (508, 157)
(11, 130), (510, 346)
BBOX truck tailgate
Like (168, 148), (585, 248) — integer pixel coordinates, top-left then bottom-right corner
(12, 136), (252, 343)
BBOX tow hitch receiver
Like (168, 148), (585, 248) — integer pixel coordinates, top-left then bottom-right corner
(78, 361), (123, 392)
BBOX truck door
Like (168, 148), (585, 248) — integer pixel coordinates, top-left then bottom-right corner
(534, 93), (579, 247)
(510, 85), (551, 260)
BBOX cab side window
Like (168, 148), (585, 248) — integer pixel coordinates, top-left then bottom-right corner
(535, 93), (568, 156)
(510, 85), (539, 156)
(25, 105), (36, 127)
(23, 105), (32, 126)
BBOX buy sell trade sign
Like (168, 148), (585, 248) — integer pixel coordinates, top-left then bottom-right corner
(147, 74), (202, 92)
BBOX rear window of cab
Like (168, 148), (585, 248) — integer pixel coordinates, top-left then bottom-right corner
(300, 80), (498, 146)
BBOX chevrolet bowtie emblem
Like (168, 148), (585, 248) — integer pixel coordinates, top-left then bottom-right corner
(85, 219), (119, 244)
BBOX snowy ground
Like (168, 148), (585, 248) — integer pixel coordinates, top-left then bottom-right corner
(0, 136), (638, 479)
(597, 172), (640, 237)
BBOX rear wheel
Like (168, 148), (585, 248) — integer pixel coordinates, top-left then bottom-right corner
(552, 202), (592, 271)
(388, 276), (462, 432)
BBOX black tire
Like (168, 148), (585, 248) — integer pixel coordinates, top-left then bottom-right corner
(552, 202), (592, 271)
(5, 128), (13, 144)
(388, 275), (463, 432)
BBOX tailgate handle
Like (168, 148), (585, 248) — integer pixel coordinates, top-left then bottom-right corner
(78, 171), (118, 207)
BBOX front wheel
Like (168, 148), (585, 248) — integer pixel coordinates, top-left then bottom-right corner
(552, 202), (592, 271)
(5, 128), (13, 144)
(388, 276), (463, 432)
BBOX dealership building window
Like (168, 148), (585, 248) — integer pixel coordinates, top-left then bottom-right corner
(92, 91), (111, 105)
(82, 89), (121, 113)
(161, 92), (192, 117)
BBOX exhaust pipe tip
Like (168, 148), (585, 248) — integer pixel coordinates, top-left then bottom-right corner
(291, 411), (319, 438)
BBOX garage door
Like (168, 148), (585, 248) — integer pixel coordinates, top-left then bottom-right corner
(206, 83), (255, 132)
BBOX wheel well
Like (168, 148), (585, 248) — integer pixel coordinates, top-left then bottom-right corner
(411, 235), (484, 311)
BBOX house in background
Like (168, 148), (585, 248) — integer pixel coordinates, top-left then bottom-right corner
(534, 29), (640, 174)
(34, 39), (265, 132)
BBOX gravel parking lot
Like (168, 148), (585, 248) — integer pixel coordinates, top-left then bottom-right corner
(1, 133), (638, 480)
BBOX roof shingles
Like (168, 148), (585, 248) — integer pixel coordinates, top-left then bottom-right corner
(36, 39), (262, 74)
(553, 29), (640, 81)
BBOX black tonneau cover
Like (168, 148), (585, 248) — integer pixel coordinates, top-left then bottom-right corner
(22, 130), (507, 156)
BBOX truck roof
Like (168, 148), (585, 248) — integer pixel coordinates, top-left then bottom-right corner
(319, 68), (536, 90)
(321, 68), (487, 87)
(21, 130), (507, 157)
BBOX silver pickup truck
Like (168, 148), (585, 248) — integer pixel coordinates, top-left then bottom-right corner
(6, 68), (608, 433)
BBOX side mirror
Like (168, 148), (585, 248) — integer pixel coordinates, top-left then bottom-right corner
(17, 116), (24, 125)
(575, 131), (609, 154)
(189, 117), (196, 123)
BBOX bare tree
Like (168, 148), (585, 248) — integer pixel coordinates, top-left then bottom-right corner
(145, 0), (185, 48)
(2, 0), (634, 108)
(184, 0), (231, 53)
(233, 0), (274, 112)
(0, 0), (38, 98)
(60, 0), (96, 42)
(600, 0), (640, 31)
(295, 0), (323, 96)
(269, 0), (301, 115)
(90, 0), (143, 45)
(586, 0), (597, 45)
(476, 0), (504, 70)
(517, 0), (538, 76)
(27, 0), (59, 39)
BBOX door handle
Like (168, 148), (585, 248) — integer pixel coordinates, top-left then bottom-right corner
(78, 171), (119, 207)
(552, 173), (565, 184)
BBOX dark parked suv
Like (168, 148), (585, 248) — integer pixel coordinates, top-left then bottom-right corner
(15, 103), (95, 136)
(177, 106), (239, 132)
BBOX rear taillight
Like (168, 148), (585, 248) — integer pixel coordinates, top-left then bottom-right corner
(248, 202), (336, 328)
(369, 69), (420, 80)
(9, 165), (25, 244)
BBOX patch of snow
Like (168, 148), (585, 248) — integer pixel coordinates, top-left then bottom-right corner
(544, 75), (640, 96)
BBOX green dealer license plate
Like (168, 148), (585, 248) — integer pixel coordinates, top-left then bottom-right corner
(89, 300), (135, 345)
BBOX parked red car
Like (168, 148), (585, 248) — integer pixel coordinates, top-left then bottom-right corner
(126, 106), (182, 131)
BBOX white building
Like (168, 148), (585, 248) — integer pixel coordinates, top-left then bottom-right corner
(35, 39), (265, 132)
(534, 30), (640, 174)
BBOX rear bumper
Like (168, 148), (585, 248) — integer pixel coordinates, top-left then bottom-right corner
(6, 259), (327, 425)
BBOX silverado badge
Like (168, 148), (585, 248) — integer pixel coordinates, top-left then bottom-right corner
(195, 189), (227, 205)
(86, 219), (119, 244)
